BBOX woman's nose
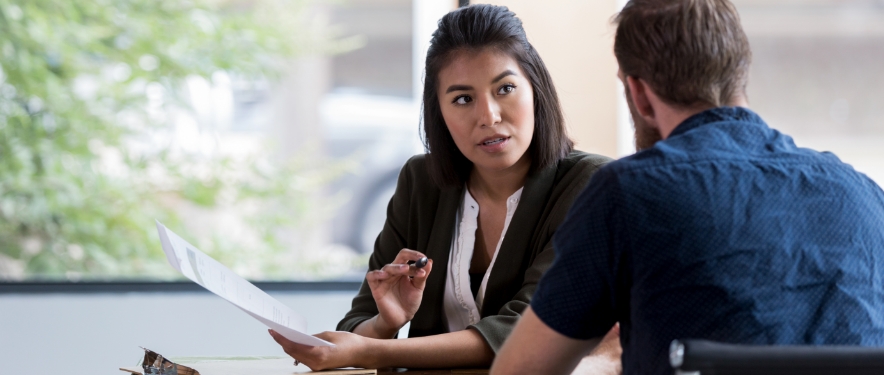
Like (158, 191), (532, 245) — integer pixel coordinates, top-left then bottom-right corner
(477, 96), (502, 128)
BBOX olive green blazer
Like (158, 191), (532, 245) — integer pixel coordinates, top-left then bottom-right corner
(337, 151), (611, 352)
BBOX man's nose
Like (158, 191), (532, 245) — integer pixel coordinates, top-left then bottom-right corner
(477, 95), (502, 128)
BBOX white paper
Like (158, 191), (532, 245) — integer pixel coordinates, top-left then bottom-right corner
(156, 220), (333, 347)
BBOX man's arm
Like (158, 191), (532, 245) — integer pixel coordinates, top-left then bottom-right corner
(491, 307), (600, 375)
(493, 168), (623, 375)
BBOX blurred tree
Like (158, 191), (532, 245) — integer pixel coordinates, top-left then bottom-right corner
(0, 0), (356, 280)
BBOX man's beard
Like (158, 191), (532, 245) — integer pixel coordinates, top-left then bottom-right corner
(632, 111), (662, 151)
(624, 85), (662, 151)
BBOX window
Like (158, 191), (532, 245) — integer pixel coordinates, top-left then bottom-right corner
(734, 0), (884, 185)
(0, 0), (454, 282)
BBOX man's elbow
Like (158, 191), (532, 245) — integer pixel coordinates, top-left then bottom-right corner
(491, 307), (591, 375)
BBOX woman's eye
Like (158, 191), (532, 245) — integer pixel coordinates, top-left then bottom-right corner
(498, 84), (516, 95)
(453, 95), (472, 105)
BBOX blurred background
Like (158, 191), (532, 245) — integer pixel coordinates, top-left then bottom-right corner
(1, 0), (883, 373)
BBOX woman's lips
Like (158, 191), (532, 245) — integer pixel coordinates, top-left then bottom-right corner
(478, 136), (511, 153)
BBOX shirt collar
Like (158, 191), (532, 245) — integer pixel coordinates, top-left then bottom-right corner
(669, 106), (765, 138)
(462, 186), (523, 214)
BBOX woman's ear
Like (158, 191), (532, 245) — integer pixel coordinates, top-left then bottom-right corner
(625, 76), (656, 123)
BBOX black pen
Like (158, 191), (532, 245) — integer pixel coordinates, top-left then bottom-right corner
(407, 257), (428, 268)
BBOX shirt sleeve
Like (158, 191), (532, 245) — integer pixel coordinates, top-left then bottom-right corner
(530, 166), (621, 340)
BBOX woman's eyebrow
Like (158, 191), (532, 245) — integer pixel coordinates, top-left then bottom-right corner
(444, 70), (517, 94)
(445, 84), (472, 94)
(492, 70), (517, 83)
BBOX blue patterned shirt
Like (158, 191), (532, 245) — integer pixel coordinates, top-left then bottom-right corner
(531, 107), (884, 375)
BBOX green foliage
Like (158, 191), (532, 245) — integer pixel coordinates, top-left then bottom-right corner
(0, 0), (354, 280)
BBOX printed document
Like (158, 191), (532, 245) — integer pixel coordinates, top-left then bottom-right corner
(156, 221), (332, 347)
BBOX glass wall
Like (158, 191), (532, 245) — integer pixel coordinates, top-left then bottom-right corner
(2, 0), (880, 282)
(734, 0), (884, 184)
(0, 0), (433, 282)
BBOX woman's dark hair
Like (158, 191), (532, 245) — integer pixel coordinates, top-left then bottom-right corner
(422, 4), (573, 188)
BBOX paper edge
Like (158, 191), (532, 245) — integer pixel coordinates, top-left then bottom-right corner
(154, 220), (332, 347)
(155, 220), (182, 272)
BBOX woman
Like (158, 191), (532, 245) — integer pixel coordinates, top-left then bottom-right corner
(269, 4), (614, 370)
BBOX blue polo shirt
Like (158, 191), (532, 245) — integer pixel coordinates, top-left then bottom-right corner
(531, 107), (884, 375)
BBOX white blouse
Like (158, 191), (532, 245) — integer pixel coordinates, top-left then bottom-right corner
(442, 186), (523, 333)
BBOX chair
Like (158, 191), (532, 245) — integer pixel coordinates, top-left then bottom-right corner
(670, 339), (884, 375)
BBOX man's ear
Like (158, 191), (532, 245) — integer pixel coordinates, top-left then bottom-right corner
(626, 76), (655, 122)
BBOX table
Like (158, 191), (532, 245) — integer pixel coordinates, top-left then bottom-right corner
(377, 370), (488, 374)
(120, 357), (488, 375)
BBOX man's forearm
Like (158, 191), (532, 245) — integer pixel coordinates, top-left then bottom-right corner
(491, 307), (594, 375)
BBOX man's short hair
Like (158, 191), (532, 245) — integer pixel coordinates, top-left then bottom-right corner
(614, 0), (752, 107)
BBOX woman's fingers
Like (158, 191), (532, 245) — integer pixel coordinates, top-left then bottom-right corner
(269, 330), (332, 371)
(409, 258), (433, 289)
(382, 262), (426, 277)
(590, 323), (622, 361)
(269, 330), (311, 360)
(380, 263), (410, 274)
(365, 249), (432, 294)
(371, 262), (427, 279)
(365, 270), (393, 294)
(391, 248), (428, 264)
(365, 266), (402, 286)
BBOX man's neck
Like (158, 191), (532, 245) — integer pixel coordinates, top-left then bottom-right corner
(659, 97), (749, 140)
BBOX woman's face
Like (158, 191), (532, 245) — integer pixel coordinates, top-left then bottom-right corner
(437, 49), (534, 176)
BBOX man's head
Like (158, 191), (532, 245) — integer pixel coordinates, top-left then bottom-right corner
(614, 0), (752, 150)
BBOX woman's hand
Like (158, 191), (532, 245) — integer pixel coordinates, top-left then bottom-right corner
(590, 323), (622, 362)
(571, 324), (622, 375)
(365, 249), (434, 336)
(269, 329), (378, 371)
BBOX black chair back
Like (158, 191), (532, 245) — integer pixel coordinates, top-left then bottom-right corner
(670, 339), (884, 375)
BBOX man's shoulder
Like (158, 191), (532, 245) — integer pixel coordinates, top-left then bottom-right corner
(595, 125), (884, 211)
(603, 120), (853, 177)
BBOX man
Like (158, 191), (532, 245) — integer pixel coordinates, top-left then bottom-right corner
(490, 0), (884, 374)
